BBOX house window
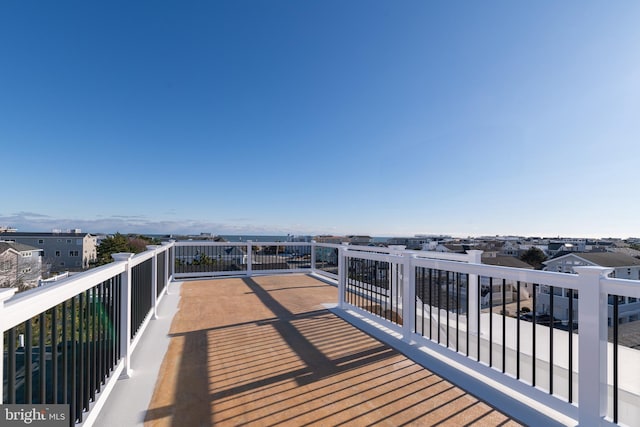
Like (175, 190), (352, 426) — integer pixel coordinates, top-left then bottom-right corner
(22, 252), (32, 257)
(69, 251), (79, 257)
(38, 239), (44, 244)
(55, 251), (61, 257)
(66, 239), (72, 244)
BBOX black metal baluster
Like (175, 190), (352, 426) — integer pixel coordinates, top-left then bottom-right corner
(25, 319), (33, 404)
(568, 288), (574, 403)
(477, 278), (481, 362)
(456, 273), (460, 352)
(429, 269), (433, 340)
(502, 279), (506, 373)
(52, 306), (58, 403)
(91, 286), (97, 401)
(38, 312), (46, 403)
(415, 268), (421, 336)
(77, 292), (85, 421)
(466, 274), (469, 357)
(446, 271), (450, 348)
(437, 270), (442, 344)
(516, 282), (521, 380)
(62, 300), (68, 405)
(489, 277), (493, 368)
(7, 328), (16, 403)
(613, 294), (619, 424)
(549, 286), (554, 395)
(532, 284), (537, 387)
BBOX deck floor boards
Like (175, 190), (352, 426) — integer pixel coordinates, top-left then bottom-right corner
(144, 275), (522, 427)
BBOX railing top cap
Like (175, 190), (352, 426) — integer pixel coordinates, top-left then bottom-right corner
(112, 252), (135, 261)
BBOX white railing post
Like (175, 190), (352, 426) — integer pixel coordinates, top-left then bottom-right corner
(466, 250), (483, 336)
(388, 246), (407, 335)
(147, 245), (160, 319)
(113, 252), (134, 378)
(575, 266), (612, 425)
(161, 242), (171, 294)
(246, 241), (253, 277)
(310, 240), (317, 273)
(0, 287), (17, 403)
(338, 243), (349, 309)
(168, 239), (175, 281)
(402, 251), (416, 342)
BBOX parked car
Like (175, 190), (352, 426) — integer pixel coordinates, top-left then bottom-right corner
(519, 313), (561, 326)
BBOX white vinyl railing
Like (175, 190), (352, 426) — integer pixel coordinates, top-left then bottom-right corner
(335, 244), (640, 427)
(0, 242), (174, 426)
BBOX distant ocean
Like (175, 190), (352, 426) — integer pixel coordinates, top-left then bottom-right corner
(220, 235), (391, 243)
(147, 234), (391, 243)
(220, 235), (292, 242)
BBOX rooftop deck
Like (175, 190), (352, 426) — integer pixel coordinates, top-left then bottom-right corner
(111, 275), (522, 426)
(4, 241), (637, 426)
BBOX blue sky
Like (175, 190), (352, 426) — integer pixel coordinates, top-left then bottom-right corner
(1, 1), (639, 238)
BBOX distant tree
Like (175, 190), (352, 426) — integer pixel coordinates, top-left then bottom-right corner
(520, 247), (547, 269)
(192, 252), (213, 265)
(95, 233), (130, 265)
(128, 235), (154, 253)
(94, 233), (159, 266)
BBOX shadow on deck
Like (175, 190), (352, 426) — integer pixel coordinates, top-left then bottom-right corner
(143, 275), (522, 426)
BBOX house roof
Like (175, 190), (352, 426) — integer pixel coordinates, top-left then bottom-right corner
(0, 232), (91, 238)
(0, 242), (18, 255)
(546, 252), (640, 268)
(576, 252), (640, 267)
(481, 255), (534, 269)
(0, 241), (41, 253)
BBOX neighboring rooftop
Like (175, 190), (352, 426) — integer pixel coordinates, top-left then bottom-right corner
(548, 252), (640, 267)
(481, 254), (534, 269)
(0, 231), (91, 237)
(0, 241), (41, 253)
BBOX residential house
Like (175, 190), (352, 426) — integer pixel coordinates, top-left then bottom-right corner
(314, 235), (348, 244)
(541, 252), (640, 325)
(0, 230), (97, 271)
(0, 241), (43, 289)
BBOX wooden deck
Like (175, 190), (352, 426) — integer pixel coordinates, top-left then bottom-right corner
(144, 275), (523, 426)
